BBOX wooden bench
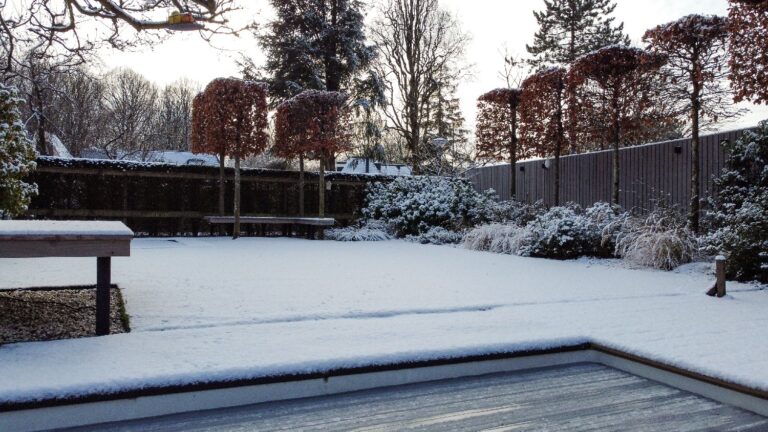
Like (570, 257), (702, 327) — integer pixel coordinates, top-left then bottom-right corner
(204, 216), (336, 238)
(0, 221), (133, 336)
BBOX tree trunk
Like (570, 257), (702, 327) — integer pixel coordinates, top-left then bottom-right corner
(233, 150), (241, 240)
(218, 151), (226, 236)
(554, 82), (564, 206)
(611, 90), (621, 205)
(689, 79), (702, 233)
(509, 105), (518, 200)
(318, 155), (326, 218)
(299, 154), (305, 217)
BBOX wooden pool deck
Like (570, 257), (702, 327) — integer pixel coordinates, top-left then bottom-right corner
(74, 363), (768, 431)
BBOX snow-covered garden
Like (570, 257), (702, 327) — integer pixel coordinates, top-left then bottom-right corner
(1, 236), (767, 404)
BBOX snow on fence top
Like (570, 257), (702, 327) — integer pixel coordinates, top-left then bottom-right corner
(36, 156), (397, 183)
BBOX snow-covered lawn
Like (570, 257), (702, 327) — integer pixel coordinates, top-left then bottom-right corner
(0, 238), (766, 403)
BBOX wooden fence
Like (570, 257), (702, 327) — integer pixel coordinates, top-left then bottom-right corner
(465, 129), (747, 211)
(26, 157), (379, 236)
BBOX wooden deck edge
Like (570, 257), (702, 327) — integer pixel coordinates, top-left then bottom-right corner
(1, 343), (767, 431)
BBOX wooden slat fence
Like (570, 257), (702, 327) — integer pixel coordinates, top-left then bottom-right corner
(465, 129), (747, 211)
(26, 157), (382, 236)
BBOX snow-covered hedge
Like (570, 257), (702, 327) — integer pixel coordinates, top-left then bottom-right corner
(614, 206), (698, 270)
(325, 220), (393, 242)
(704, 121), (768, 282)
(363, 176), (499, 236)
(464, 202), (626, 260)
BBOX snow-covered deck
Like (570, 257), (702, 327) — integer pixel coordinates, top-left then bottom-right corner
(0, 238), (766, 405)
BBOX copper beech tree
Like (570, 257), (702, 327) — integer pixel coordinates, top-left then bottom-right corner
(568, 46), (665, 205)
(644, 15), (734, 233)
(728, 0), (768, 104)
(191, 78), (269, 239)
(519, 68), (569, 206)
(274, 90), (351, 218)
(475, 88), (527, 199)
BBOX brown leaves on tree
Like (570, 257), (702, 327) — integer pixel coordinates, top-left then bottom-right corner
(274, 90), (352, 160)
(568, 46), (665, 204)
(519, 68), (569, 158)
(729, 0), (768, 104)
(191, 78), (269, 159)
(475, 88), (525, 162)
(519, 68), (568, 205)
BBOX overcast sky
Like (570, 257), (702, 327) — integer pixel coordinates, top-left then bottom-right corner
(104, 0), (768, 131)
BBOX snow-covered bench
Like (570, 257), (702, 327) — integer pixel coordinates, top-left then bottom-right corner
(204, 216), (336, 238)
(0, 220), (133, 336)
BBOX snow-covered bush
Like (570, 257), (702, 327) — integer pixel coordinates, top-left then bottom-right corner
(614, 207), (698, 270)
(464, 202), (625, 259)
(363, 176), (498, 236)
(491, 199), (547, 226)
(463, 223), (523, 254)
(405, 226), (464, 245)
(0, 83), (37, 218)
(515, 205), (606, 260)
(325, 220), (393, 242)
(704, 121), (768, 282)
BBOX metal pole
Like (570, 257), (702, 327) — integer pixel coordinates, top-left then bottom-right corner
(96, 257), (111, 336)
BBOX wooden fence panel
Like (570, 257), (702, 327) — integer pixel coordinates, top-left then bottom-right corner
(466, 129), (744, 211)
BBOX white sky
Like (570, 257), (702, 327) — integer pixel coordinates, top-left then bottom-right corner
(102, 0), (768, 131)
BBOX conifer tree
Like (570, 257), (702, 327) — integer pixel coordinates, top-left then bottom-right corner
(526, 0), (630, 68)
(259, 0), (375, 102)
(0, 83), (37, 218)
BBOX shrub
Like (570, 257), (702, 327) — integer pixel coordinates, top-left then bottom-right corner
(326, 220), (393, 242)
(363, 176), (498, 236)
(463, 202), (626, 259)
(463, 223), (523, 254)
(614, 207), (698, 270)
(491, 199), (547, 226)
(704, 121), (768, 282)
(0, 83), (37, 218)
(516, 205), (604, 260)
(406, 226), (464, 245)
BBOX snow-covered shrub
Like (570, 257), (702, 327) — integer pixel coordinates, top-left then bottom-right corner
(586, 201), (630, 255)
(704, 121), (768, 282)
(363, 176), (497, 236)
(614, 207), (698, 270)
(0, 83), (37, 218)
(515, 205), (605, 260)
(325, 220), (393, 242)
(490, 199), (547, 226)
(463, 223), (524, 254)
(406, 226), (464, 245)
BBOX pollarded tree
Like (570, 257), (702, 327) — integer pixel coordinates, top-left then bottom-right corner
(643, 14), (737, 233)
(192, 78), (269, 239)
(475, 88), (527, 199)
(274, 90), (351, 218)
(526, 0), (630, 68)
(0, 83), (37, 218)
(728, 0), (768, 104)
(519, 68), (568, 206)
(568, 46), (666, 205)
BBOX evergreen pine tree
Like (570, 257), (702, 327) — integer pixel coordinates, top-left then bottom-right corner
(0, 83), (37, 218)
(526, 0), (630, 68)
(424, 78), (471, 175)
(258, 0), (376, 103)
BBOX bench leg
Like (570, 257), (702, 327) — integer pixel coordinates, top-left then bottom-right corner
(96, 257), (111, 336)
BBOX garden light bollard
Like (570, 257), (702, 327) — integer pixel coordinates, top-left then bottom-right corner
(716, 255), (727, 298)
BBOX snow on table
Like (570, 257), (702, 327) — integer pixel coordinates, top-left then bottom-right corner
(0, 220), (134, 238)
(0, 238), (766, 404)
